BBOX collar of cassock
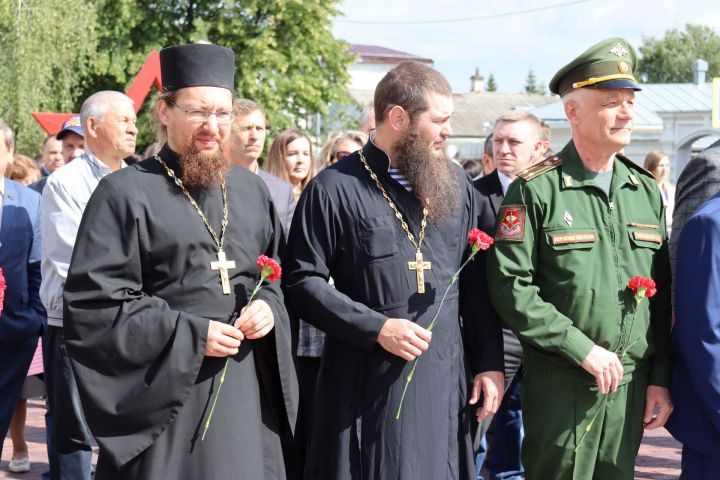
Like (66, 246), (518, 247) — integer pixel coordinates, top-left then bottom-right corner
(361, 136), (395, 181)
(158, 143), (183, 175)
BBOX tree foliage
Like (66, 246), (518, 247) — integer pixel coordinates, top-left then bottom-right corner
(638, 24), (720, 83)
(524, 69), (544, 95)
(0, 0), (97, 154)
(87, 0), (354, 149)
(486, 73), (497, 92)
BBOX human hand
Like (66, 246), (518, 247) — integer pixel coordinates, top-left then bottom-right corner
(234, 299), (275, 339)
(377, 318), (432, 361)
(205, 320), (244, 357)
(580, 345), (624, 394)
(470, 371), (504, 421)
(643, 385), (673, 430)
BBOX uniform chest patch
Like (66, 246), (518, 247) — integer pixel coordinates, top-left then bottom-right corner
(632, 231), (662, 243)
(496, 205), (526, 241)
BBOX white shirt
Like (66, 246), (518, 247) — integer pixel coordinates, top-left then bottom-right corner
(40, 150), (124, 326)
(497, 170), (513, 195)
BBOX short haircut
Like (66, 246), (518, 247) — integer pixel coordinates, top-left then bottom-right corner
(374, 61), (451, 124)
(43, 134), (59, 148)
(233, 98), (264, 117)
(80, 91), (134, 127)
(494, 110), (543, 139)
(644, 150), (669, 172)
(483, 133), (493, 157)
(0, 118), (15, 151)
(540, 120), (552, 143)
(265, 129), (315, 191)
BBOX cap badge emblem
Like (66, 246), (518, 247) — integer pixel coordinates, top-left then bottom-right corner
(618, 61), (630, 73)
(610, 43), (629, 58)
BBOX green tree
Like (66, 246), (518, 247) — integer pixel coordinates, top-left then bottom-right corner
(86, 0), (354, 150)
(0, 1), (97, 154)
(486, 73), (497, 92)
(524, 69), (544, 95)
(638, 24), (720, 83)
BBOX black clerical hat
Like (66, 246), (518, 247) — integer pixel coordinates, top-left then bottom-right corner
(160, 43), (235, 92)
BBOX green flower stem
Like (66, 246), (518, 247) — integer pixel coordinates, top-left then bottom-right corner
(395, 246), (480, 420)
(201, 275), (265, 441)
(574, 297), (642, 451)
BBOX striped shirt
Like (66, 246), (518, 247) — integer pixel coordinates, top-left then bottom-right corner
(388, 168), (412, 192)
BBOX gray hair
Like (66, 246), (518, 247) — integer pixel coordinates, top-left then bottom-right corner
(0, 118), (15, 151)
(80, 91), (134, 127)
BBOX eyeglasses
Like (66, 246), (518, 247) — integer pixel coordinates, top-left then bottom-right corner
(334, 150), (353, 161)
(169, 102), (236, 125)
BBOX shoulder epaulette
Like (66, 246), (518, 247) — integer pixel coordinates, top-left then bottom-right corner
(516, 156), (563, 181)
(615, 153), (654, 179)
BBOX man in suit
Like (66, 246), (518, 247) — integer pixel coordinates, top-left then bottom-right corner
(666, 139), (720, 479)
(0, 117), (45, 465)
(472, 110), (546, 480)
(668, 139), (720, 302)
(227, 98), (295, 236)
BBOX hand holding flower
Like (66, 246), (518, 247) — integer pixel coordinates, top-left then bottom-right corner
(235, 299), (275, 339)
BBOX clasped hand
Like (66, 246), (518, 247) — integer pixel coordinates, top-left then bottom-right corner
(204, 299), (275, 357)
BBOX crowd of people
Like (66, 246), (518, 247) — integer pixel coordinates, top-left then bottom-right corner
(1, 36), (719, 480)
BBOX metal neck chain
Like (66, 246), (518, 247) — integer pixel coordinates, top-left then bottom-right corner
(358, 150), (428, 250)
(155, 155), (228, 250)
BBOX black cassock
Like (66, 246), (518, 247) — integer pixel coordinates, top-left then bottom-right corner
(283, 141), (503, 480)
(63, 145), (298, 479)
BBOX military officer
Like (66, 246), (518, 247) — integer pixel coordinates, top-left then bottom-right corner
(487, 37), (673, 480)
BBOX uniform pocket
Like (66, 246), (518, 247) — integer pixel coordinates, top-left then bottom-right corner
(358, 215), (399, 260)
(627, 229), (662, 250)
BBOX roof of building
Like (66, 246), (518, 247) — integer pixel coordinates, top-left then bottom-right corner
(350, 44), (433, 65)
(531, 82), (714, 132)
(451, 92), (557, 137)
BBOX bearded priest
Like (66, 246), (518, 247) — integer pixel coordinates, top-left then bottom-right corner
(283, 61), (504, 480)
(63, 43), (297, 479)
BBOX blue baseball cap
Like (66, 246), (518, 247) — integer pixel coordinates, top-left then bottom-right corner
(56, 115), (84, 140)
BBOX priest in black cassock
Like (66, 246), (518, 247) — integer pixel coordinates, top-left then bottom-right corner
(283, 61), (505, 480)
(63, 43), (298, 479)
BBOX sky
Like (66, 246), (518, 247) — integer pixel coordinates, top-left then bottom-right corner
(332, 0), (720, 94)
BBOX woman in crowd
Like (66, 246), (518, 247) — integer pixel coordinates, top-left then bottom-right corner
(318, 130), (367, 169)
(644, 150), (675, 234)
(5, 155), (42, 185)
(266, 129), (315, 204)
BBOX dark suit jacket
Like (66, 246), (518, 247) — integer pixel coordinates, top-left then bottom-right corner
(669, 139), (720, 302)
(473, 170), (504, 234)
(667, 192), (720, 458)
(0, 179), (45, 344)
(258, 169), (296, 238)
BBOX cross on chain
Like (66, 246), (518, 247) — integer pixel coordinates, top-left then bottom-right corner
(407, 250), (432, 294)
(210, 249), (236, 295)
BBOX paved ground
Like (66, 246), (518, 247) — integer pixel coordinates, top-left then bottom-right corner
(2, 400), (682, 479)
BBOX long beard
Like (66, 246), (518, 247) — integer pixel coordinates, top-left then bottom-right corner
(178, 133), (229, 189)
(393, 128), (460, 222)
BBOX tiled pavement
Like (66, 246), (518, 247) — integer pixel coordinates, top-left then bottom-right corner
(2, 400), (681, 479)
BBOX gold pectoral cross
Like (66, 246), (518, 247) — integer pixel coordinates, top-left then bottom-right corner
(210, 249), (236, 294)
(408, 249), (431, 294)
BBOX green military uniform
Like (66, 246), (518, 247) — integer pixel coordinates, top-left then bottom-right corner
(486, 38), (672, 480)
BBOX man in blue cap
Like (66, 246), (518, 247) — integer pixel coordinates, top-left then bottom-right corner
(488, 38), (673, 479)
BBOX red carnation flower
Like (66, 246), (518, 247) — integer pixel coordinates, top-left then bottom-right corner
(628, 276), (656, 299)
(468, 228), (494, 252)
(0, 267), (6, 317)
(257, 255), (282, 283)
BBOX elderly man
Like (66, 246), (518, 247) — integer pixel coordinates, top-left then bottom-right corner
(0, 118), (45, 469)
(227, 98), (295, 236)
(473, 110), (546, 480)
(283, 61), (504, 480)
(40, 90), (136, 479)
(488, 38), (672, 479)
(63, 44), (297, 479)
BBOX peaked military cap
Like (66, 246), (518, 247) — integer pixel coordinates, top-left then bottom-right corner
(160, 43), (235, 92)
(549, 37), (641, 96)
